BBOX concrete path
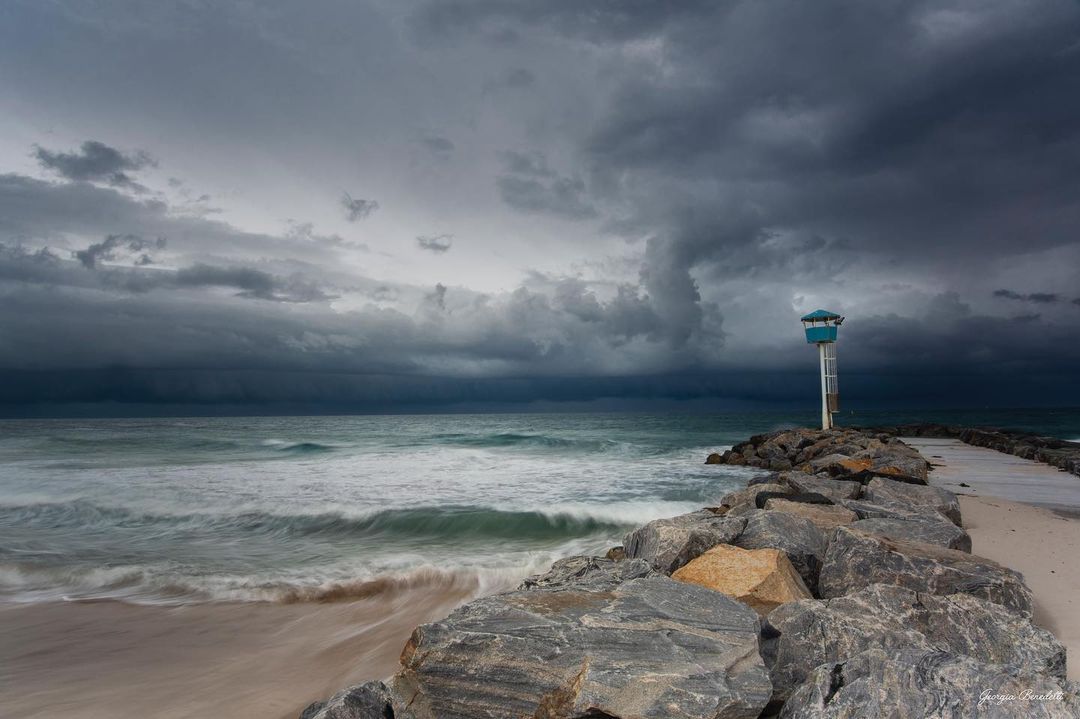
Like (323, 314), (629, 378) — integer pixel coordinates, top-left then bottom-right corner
(903, 437), (1080, 512)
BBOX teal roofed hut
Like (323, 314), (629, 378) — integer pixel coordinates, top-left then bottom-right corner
(800, 309), (843, 344)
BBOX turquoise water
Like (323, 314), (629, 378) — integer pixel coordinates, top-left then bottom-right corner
(1, 409), (1077, 604)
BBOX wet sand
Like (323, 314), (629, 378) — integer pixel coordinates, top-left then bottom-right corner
(0, 585), (476, 719)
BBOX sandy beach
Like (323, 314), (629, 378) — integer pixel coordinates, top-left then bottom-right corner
(0, 584), (474, 719)
(958, 495), (1080, 681)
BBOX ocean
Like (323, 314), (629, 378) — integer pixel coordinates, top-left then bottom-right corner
(2, 408), (1078, 608)
(3, 408), (1080, 718)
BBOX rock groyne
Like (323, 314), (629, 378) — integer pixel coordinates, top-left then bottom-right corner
(869, 424), (1080, 478)
(300, 428), (1080, 719)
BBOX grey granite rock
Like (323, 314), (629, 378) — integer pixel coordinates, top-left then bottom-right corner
(719, 483), (793, 509)
(779, 472), (862, 503)
(863, 477), (962, 526)
(519, 555), (654, 591)
(764, 584), (1066, 701)
(734, 510), (829, 594)
(850, 516), (971, 552)
(623, 510), (747, 573)
(818, 526), (1032, 614)
(839, 498), (932, 521)
(302, 681), (394, 719)
(391, 576), (772, 719)
(779, 648), (1080, 719)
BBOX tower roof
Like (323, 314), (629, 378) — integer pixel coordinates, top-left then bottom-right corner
(800, 309), (842, 321)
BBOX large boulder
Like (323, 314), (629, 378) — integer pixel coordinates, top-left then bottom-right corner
(519, 555), (655, 591)
(863, 477), (962, 526)
(763, 499), (858, 531)
(803, 454), (872, 477)
(672, 544), (812, 616)
(778, 648), (1080, 719)
(850, 517), (972, 553)
(818, 526), (1032, 614)
(733, 510), (829, 594)
(779, 472), (862, 502)
(300, 682), (394, 719)
(718, 483), (793, 512)
(391, 577), (773, 719)
(763, 584), (1066, 701)
(623, 510), (747, 573)
(839, 498), (928, 521)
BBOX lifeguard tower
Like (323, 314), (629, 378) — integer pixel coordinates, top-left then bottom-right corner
(800, 309), (843, 430)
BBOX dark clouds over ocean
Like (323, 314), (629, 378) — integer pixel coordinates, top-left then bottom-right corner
(1, 1), (1079, 414)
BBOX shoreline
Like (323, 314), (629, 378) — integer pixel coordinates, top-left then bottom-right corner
(0, 585), (477, 719)
(4, 425), (1079, 718)
(297, 425), (1079, 718)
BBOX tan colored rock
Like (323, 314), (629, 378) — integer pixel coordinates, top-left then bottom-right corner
(673, 544), (812, 615)
(763, 498), (858, 530)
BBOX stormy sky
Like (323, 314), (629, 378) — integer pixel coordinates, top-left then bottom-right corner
(2, 0), (1080, 414)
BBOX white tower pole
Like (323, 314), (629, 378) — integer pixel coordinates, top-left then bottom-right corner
(818, 342), (831, 430)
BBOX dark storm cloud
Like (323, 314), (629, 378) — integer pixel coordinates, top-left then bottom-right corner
(173, 263), (334, 303)
(340, 193), (379, 222)
(994, 289), (1062, 304)
(34, 140), (155, 192)
(416, 234), (454, 253)
(4, 0), (1080, 411)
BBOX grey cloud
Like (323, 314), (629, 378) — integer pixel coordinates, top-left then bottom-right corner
(483, 67), (535, 93)
(497, 150), (554, 177)
(496, 150), (597, 219)
(417, 234), (453, 253)
(496, 175), (597, 220)
(420, 136), (455, 158)
(34, 140), (155, 192)
(173, 263), (334, 303)
(341, 193), (379, 222)
(75, 234), (165, 269)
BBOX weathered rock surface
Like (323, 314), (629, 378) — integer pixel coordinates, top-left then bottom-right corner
(718, 483), (793, 512)
(838, 498), (928, 521)
(779, 472), (862, 502)
(623, 510), (747, 573)
(520, 555), (654, 591)
(863, 477), (962, 526)
(673, 544), (812, 615)
(779, 648), (1080, 719)
(734, 510), (829, 594)
(763, 499), (858, 530)
(300, 681), (394, 719)
(818, 526), (1032, 614)
(755, 492), (834, 509)
(715, 429), (929, 480)
(763, 584), (1066, 701)
(803, 453), (871, 477)
(391, 576), (772, 719)
(851, 516), (972, 553)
